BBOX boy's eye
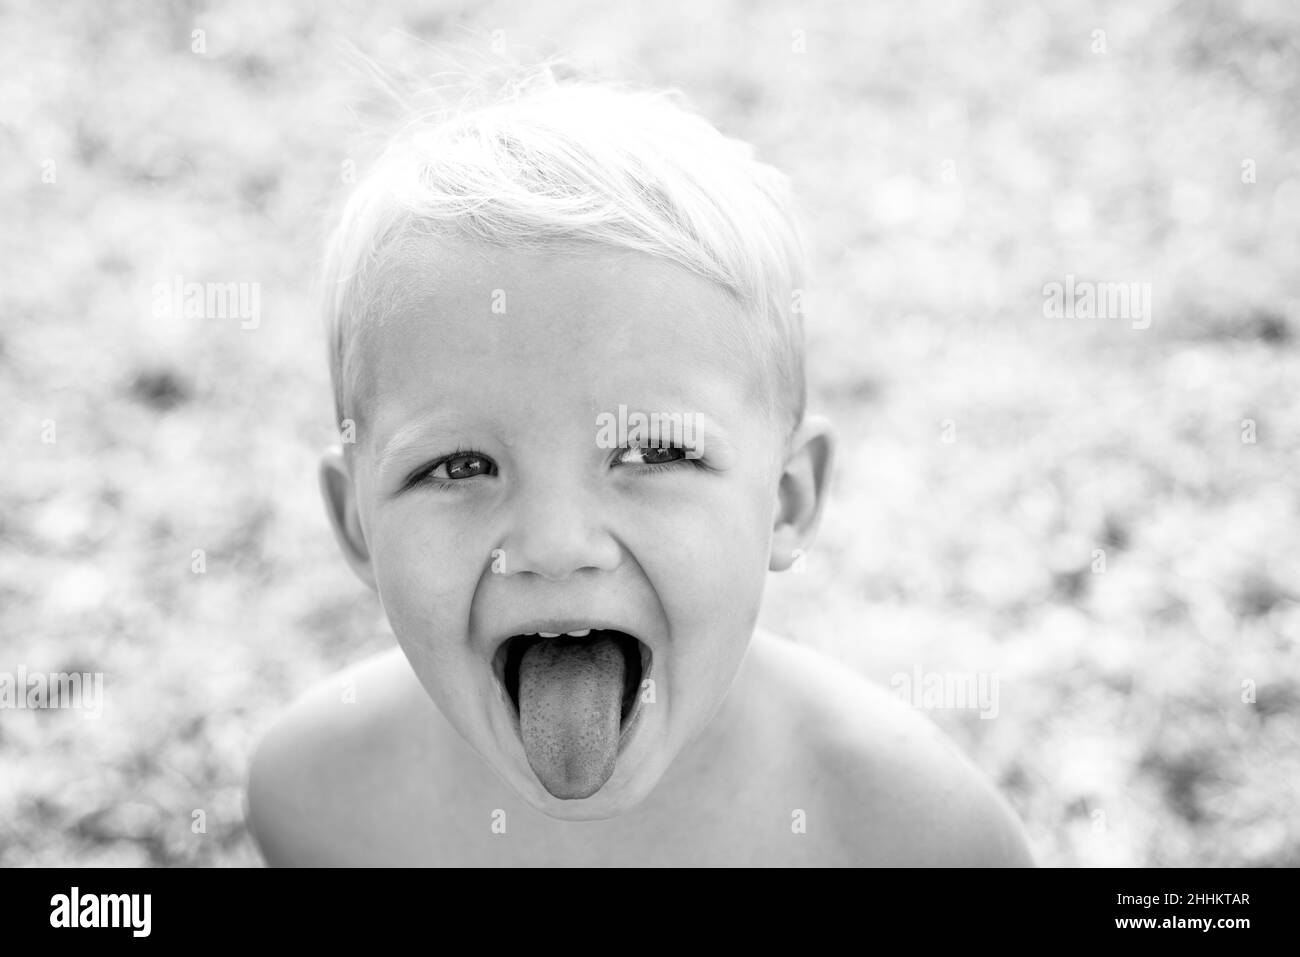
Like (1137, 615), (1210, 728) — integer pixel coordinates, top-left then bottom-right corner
(414, 452), (497, 486)
(438, 452), (495, 479)
(616, 445), (687, 467)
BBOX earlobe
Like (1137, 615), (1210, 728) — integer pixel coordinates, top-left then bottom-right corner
(319, 448), (377, 589)
(769, 415), (836, 572)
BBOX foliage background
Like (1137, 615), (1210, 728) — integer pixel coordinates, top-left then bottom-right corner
(2, 0), (1298, 866)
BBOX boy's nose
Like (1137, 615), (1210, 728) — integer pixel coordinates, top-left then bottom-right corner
(500, 475), (622, 581)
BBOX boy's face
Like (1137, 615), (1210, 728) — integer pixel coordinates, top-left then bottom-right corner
(331, 239), (793, 819)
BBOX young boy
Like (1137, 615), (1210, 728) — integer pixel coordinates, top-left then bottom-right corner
(246, 76), (1033, 866)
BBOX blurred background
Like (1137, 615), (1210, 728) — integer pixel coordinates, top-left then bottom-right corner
(2, 0), (1298, 866)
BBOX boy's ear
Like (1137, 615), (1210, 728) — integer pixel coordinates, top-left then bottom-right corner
(320, 447), (377, 590)
(770, 414), (836, 571)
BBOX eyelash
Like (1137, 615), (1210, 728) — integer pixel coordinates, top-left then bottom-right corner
(405, 447), (489, 491)
(620, 446), (709, 474)
(404, 445), (707, 491)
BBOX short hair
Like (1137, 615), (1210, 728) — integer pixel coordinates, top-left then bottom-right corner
(321, 71), (807, 440)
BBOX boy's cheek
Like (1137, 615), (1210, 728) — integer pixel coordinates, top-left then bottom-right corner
(380, 574), (460, 648)
(372, 506), (487, 572)
(684, 478), (774, 553)
(370, 524), (480, 636)
(639, 495), (770, 612)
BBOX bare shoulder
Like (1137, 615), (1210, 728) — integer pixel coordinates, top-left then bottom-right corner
(750, 633), (1034, 866)
(245, 647), (445, 866)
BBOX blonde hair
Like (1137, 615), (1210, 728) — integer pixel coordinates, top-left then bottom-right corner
(322, 69), (807, 435)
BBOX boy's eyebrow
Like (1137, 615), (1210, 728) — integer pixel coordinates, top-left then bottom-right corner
(373, 409), (484, 475)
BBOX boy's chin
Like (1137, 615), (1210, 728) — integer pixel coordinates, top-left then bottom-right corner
(511, 764), (665, 821)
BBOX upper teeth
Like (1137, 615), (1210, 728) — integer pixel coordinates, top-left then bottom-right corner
(536, 629), (591, 638)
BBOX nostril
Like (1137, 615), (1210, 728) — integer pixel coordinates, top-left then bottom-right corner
(497, 502), (622, 580)
(494, 548), (622, 583)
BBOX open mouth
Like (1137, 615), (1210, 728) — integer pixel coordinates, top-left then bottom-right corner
(501, 631), (647, 727)
(493, 629), (652, 799)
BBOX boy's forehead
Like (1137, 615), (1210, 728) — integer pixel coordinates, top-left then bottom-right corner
(356, 238), (766, 428)
(377, 238), (734, 339)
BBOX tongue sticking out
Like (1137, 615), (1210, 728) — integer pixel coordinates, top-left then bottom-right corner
(518, 636), (626, 799)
